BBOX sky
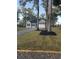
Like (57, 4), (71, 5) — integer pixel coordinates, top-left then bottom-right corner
(17, 0), (46, 16)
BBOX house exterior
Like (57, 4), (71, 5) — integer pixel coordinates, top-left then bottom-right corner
(26, 21), (31, 29)
(26, 20), (37, 30)
(26, 19), (46, 30)
(31, 20), (37, 29)
(39, 19), (45, 30)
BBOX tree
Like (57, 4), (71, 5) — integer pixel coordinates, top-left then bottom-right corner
(42, 0), (52, 31)
(41, 0), (48, 30)
(18, 0), (34, 27)
(17, 9), (20, 22)
(42, 0), (61, 32)
(47, 0), (52, 32)
(32, 0), (39, 30)
(19, 0), (39, 29)
(53, 0), (61, 6)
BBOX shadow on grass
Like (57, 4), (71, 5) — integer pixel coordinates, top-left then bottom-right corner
(39, 30), (57, 36)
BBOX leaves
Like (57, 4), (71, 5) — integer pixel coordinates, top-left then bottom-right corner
(53, 0), (61, 6)
(19, 0), (32, 6)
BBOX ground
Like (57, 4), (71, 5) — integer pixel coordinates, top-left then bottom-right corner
(17, 27), (26, 31)
(17, 51), (61, 59)
(17, 27), (61, 51)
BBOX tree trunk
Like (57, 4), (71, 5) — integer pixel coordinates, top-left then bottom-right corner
(45, 0), (48, 30)
(37, 0), (39, 30)
(47, 0), (52, 32)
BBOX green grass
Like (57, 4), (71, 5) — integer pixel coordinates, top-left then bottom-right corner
(17, 27), (61, 51)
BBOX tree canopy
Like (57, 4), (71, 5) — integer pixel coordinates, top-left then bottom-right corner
(53, 0), (61, 6)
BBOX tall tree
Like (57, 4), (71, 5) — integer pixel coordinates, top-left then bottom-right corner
(37, 0), (39, 30)
(41, 0), (48, 30)
(47, 0), (52, 32)
(42, 0), (52, 31)
(32, 0), (39, 30)
(42, 0), (61, 31)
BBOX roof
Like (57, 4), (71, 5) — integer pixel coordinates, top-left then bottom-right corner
(26, 21), (31, 24)
(30, 20), (37, 23)
(39, 20), (45, 23)
(26, 20), (37, 23)
(26, 19), (45, 24)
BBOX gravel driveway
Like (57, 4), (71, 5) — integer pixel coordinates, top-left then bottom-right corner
(17, 28), (35, 36)
(17, 52), (61, 59)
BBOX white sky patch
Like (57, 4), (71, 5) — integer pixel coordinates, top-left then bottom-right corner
(56, 16), (61, 25)
(19, 13), (23, 20)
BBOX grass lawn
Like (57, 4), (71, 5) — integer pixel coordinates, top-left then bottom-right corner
(17, 27), (61, 51)
(17, 27), (26, 31)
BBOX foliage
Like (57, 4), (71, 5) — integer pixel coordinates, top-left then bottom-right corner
(40, 13), (45, 19)
(19, 0), (32, 6)
(42, 0), (61, 17)
(41, 0), (47, 9)
(53, 0), (61, 6)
